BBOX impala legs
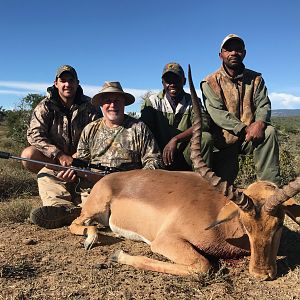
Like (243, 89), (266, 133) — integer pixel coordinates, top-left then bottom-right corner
(69, 213), (99, 250)
(111, 235), (211, 276)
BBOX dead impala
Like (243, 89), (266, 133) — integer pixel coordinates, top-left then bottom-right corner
(69, 66), (300, 280)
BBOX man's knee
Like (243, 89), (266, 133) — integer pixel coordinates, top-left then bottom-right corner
(201, 132), (213, 149)
(21, 146), (35, 159)
(21, 146), (52, 173)
(37, 168), (73, 206)
(200, 132), (214, 167)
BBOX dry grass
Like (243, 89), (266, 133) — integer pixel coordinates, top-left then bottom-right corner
(0, 121), (38, 202)
(0, 159), (38, 201)
(0, 197), (40, 223)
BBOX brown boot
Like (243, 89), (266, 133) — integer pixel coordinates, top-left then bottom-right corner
(30, 206), (81, 229)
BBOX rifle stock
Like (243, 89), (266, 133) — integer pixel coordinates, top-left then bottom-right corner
(0, 151), (117, 182)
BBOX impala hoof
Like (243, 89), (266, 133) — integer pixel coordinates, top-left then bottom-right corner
(84, 233), (98, 250)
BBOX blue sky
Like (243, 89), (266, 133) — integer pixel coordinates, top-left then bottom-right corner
(1, 0), (300, 112)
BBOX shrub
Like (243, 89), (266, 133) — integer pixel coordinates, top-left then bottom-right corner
(5, 94), (44, 148)
(235, 142), (298, 188)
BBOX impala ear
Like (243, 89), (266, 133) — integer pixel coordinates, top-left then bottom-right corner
(282, 198), (300, 225)
(206, 202), (239, 230)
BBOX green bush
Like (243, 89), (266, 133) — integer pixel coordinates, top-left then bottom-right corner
(235, 142), (298, 188)
(5, 94), (44, 148)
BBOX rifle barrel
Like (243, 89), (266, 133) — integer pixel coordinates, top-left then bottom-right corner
(0, 151), (108, 176)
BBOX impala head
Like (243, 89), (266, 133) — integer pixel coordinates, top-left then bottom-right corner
(204, 171), (300, 281)
(188, 64), (300, 280)
(240, 181), (285, 280)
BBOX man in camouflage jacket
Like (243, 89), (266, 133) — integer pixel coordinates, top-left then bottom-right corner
(76, 81), (163, 171)
(24, 65), (100, 228)
(22, 65), (100, 171)
(201, 34), (280, 185)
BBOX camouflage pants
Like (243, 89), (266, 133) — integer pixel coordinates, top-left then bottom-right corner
(212, 125), (281, 185)
(37, 167), (93, 207)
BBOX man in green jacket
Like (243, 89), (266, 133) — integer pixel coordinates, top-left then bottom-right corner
(201, 34), (280, 185)
(141, 62), (213, 171)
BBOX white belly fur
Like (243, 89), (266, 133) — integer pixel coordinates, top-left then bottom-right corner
(109, 218), (151, 245)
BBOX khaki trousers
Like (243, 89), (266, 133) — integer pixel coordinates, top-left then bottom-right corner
(37, 167), (92, 207)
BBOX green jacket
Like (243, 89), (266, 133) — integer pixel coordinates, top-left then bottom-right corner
(140, 90), (210, 152)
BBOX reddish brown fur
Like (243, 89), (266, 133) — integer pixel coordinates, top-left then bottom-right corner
(70, 170), (300, 279)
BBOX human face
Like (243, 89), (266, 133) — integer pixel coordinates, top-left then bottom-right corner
(101, 93), (125, 127)
(54, 72), (79, 104)
(162, 72), (185, 100)
(219, 39), (246, 73)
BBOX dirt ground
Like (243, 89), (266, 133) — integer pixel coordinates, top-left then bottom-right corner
(1, 207), (300, 300)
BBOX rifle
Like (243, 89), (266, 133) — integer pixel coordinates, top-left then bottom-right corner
(0, 151), (120, 182)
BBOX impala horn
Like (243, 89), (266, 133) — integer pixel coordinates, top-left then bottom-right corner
(264, 176), (300, 214)
(188, 64), (253, 211)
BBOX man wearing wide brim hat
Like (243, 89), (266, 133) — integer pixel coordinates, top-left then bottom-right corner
(92, 81), (135, 107)
(62, 80), (163, 182)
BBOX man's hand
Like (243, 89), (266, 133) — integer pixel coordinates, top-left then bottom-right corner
(245, 121), (266, 143)
(56, 152), (73, 166)
(57, 167), (77, 182)
(163, 137), (178, 166)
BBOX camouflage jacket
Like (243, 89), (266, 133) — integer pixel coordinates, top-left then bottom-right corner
(27, 85), (100, 159)
(77, 115), (163, 170)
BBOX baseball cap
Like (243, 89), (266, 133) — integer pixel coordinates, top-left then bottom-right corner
(220, 34), (245, 52)
(162, 62), (185, 79)
(55, 65), (78, 80)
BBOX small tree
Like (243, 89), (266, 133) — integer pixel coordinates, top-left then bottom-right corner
(21, 93), (44, 111)
(6, 93), (44, 147)
(0, 106), (5, 122)
(141, 91), (155, 102)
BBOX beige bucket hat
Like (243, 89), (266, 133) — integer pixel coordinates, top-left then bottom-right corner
(92, 81), (135, 106)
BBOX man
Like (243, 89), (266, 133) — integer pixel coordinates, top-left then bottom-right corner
(76, 81), (162, 171)
(201, 34), (280, 185)
(22, 65), (100, 172)
(32, 81), (163, 229)
(141, 62), (213, 171)
(22, 65), (101, 228)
